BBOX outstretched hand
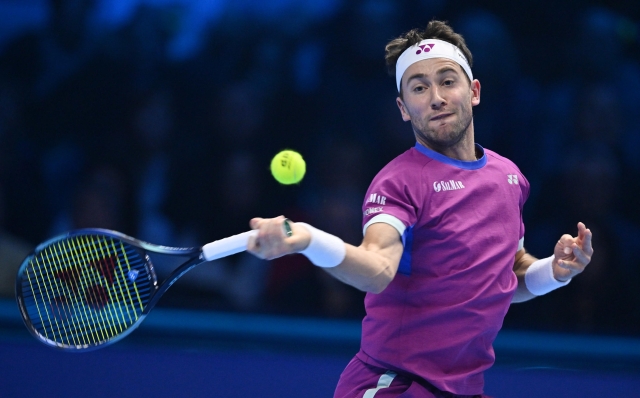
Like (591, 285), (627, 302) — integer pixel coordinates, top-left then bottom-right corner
(552, 222), (593, 282)
(247, 216), (311, 260)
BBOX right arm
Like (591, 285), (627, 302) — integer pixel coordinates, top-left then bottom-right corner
(247, 216), (404, 293)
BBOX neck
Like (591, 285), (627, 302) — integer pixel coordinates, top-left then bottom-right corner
(416, 128), (477, 161)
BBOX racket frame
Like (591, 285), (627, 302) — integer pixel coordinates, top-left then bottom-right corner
(15, 228), (206, 351)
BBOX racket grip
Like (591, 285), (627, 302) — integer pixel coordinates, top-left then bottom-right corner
(202, 230), (257, 261)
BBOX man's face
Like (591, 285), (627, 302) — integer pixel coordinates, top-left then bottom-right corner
(396, 58), (480, 152)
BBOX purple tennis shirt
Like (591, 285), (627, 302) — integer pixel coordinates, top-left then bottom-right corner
(357, 142), (529, 395)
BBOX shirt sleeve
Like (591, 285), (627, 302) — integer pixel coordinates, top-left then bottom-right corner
(363, 214), (406, 236)
(361, 164), (422, 237)
(517, 168), (531, 241)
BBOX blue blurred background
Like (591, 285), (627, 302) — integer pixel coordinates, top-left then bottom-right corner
(1, 0), (640, 396)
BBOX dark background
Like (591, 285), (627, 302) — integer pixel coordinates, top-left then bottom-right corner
(1, 0), (640, 396)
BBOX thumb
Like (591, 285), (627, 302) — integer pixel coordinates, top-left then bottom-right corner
(556, 234), (575, 257)
(250, 218), (264, 229)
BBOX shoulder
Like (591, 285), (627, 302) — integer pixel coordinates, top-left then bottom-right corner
(365, 147), (430, 206)
(484, 148), (528, 180)
(484, 149), (521, 172)
(483, 148), (531, 196)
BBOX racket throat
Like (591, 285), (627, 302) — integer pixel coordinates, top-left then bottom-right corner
(143, 255), (206, 314)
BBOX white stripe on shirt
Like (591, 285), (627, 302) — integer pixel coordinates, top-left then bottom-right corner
(363, 214), (405, 237)
(363, 371), (397, 398)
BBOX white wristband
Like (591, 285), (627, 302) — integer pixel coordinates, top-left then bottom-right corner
(297, 223), (346, 268)
(524, 255), (571, 296)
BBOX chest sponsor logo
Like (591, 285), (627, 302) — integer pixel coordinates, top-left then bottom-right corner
(433, 180), (465, 192)
(507, 174), (519, 185)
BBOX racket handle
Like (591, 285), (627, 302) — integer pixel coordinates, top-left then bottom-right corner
(202, 230), (257, 261)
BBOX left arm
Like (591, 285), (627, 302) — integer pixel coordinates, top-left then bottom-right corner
(512, 222), (593, 303)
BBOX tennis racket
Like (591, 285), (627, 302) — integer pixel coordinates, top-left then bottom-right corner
(16, 228), (256, 352)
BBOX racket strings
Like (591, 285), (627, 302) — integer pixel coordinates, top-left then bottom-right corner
(64, 237), (117, 345)
(88, 238), (143, 337)
(36, 238), (139, 344)
(55, 240), (103, 346)
(26, 239), (111, 346)
(20, 235), (152, 348)
(70, 237), (125, 343)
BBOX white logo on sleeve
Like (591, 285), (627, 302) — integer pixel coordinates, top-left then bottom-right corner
(364, 207), (384, 216)
(364, 193), (386, 216)
(507, 174), (519, 185)
(433, 180), (465, 192)
(367, 193), (387, 205)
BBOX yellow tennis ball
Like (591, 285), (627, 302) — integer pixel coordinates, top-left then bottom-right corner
(270, 150), (306, 185)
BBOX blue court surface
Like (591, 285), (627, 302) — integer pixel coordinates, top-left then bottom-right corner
(2, 300), (639, 397)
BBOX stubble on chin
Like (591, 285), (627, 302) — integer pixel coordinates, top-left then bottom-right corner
(411, 98), (473, 152)
(412, 115), (472, 151)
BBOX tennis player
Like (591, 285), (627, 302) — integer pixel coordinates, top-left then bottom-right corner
(248, 20), (593, 398)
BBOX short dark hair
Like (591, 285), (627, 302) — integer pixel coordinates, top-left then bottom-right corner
(385, 20), (473, 89)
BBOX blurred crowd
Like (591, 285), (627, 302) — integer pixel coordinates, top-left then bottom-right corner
(1, 0), (639, 336)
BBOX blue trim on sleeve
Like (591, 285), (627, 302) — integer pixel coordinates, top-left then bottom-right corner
(398, 225), (414, 275)
(414, 142), (487, 170)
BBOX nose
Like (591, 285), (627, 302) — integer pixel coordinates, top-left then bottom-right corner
(430, 87), (446, 109)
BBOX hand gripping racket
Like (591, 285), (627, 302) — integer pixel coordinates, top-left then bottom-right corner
(16, 228), (256, 352)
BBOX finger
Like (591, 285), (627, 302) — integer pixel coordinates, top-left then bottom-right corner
(250, 217), (264, 229)
(558, 234), (574, 245)
(246, 234), (265, 258)
(267, 215), (286, 236)
(247, 233), (257, 250)
(572, 245), (591, 265)
(581, 228), (593, 255)
(557, 259), (585, 273)
(576, 222), (590, 243)
(258, 216), (287, 249)
(558, 234), (575, 255)
(255, 218), (281, 247)
(576, 223), (586, 243)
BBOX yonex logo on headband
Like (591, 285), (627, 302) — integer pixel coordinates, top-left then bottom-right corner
(395, 39), (473, 91)
(416, 43), (435, 54)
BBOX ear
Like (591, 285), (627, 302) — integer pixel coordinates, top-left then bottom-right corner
(470, 79), (481, 107)
(396, 97), (411, 121)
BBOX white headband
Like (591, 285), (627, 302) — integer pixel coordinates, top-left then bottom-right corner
(395, 39), (473, 91)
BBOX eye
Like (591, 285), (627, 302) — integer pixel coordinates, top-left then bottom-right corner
(443, 79), (454, 86)
(413, 85), (426, 93)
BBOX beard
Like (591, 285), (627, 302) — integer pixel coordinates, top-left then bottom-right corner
(411, 104), (474, 152)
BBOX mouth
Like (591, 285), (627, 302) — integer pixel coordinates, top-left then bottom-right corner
(430, 113), (453, 122)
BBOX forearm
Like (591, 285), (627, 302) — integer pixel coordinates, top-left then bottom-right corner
(511, 251), (539, 303)
(298, 221), (403, 293)
(247, 217), (403, 294)
(512, 248), (572, 303)
(323, 240), (401, 293)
